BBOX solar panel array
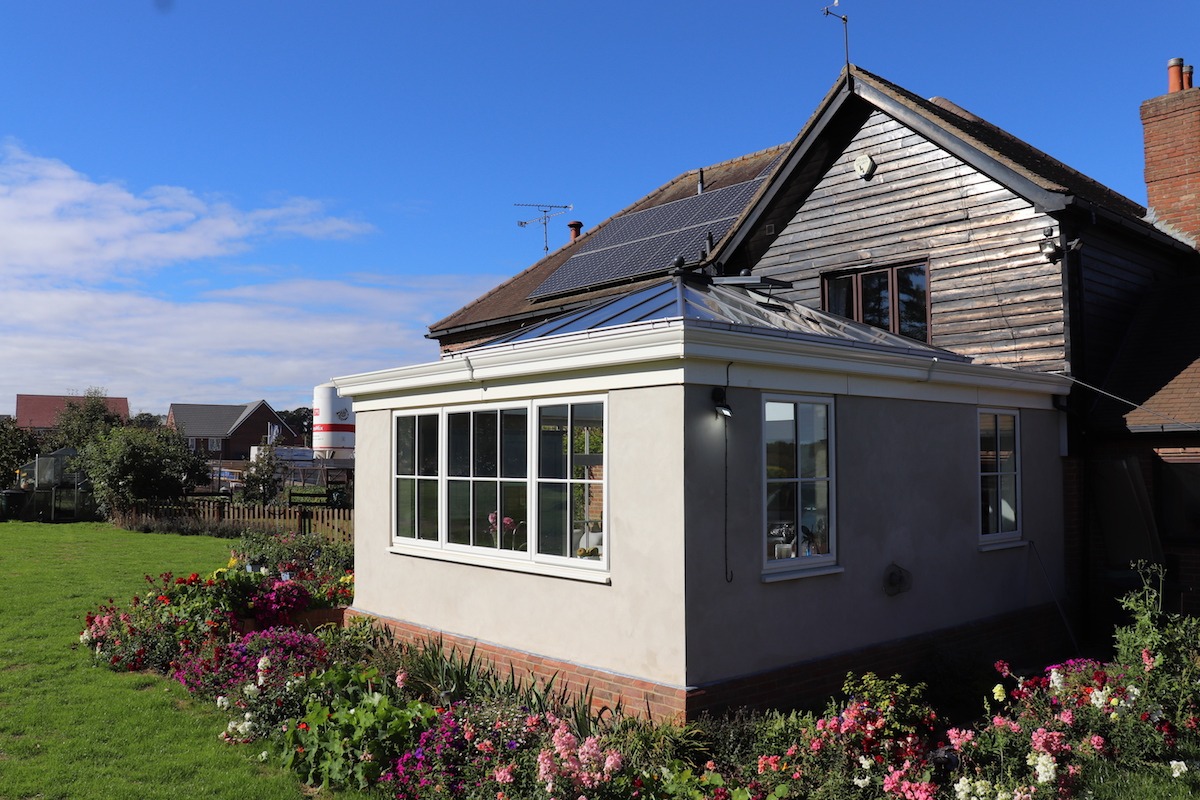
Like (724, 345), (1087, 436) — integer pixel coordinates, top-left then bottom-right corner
(527, 176), (766, 299)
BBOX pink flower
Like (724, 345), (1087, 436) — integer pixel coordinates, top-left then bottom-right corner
(947, 728), (975, 750)
(394, 671), (407, 690)
(1058, 710), (1074, 726)
(1143, 649), (1156, 672)
(995, 660), (1011, 677)
(810, 739), (823, 752)
(493, 764), (515, 784)
(1090, 734), (1105, 752)
(757, 755), (782, 774)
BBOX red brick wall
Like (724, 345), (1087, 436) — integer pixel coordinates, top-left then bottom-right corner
(349, 603), (1072, 721)
(1142, 86), (1200, 243)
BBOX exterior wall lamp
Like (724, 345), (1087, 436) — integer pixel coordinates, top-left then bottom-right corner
(712, 387), (733, 418)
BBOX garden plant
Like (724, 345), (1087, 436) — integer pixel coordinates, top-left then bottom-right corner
(69, 521), (1200, 800)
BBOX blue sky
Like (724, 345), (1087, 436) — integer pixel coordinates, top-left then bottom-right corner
(1, 0), (1197, 417)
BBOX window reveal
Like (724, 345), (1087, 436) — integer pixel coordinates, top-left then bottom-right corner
(764, 398), (833, 565)
(825, 263), (929, 342)
(393, 400), (605, 564)
(979, 411), (1020, 538)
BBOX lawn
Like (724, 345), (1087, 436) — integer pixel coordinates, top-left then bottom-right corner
(0, 520), (368, 800)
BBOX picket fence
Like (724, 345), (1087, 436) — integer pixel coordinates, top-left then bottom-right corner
(135, 498), (353, 543)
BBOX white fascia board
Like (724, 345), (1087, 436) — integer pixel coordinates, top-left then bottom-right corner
(334, 318), (1070, 412)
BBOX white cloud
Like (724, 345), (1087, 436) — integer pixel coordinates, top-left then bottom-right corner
(0, 141), (374, 283)
(0, 144), (501, 416)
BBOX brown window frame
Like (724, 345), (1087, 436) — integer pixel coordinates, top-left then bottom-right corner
(821, 262), (931, 343)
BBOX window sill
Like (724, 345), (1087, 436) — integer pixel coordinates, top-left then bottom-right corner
(387, 544), (612, 585)
(978, 537), (1026, 553)
(761, 563), (845, 583)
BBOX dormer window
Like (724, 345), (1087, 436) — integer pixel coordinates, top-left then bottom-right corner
(823, 262), (929, 343)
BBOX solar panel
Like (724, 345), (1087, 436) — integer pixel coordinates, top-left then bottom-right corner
(527, 177), (766, 299)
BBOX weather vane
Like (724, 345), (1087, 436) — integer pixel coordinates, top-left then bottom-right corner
(515, 203), (573, 254)
(822, 1), (850, 71)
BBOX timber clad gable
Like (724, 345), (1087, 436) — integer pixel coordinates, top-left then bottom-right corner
(755, 109), (1068, 373)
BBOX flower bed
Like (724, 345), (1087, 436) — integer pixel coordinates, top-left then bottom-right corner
(81, 547), (1200, 798)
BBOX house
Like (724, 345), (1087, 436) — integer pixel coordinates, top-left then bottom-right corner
(333, 60), (1200, 718)
(14, 394), (130, 432)
(165, 401), (298, 461)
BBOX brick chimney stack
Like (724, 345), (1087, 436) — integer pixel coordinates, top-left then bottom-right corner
(1142, 57), (1200, 247)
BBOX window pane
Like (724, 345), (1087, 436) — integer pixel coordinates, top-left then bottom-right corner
(766, 482), (797, 560)
(448, 413), (471, 477)
(500, 481), (527, 551)
(801, 480), (830, 555)
(979, 414), (997, 474)
(861, 270), (891, 330)
(539, 406), (569, 479)
(473, 411), (498, 478)
(765, 402), (797, 478)
(417, 480), (439, 541)
(417, 415), (438, 477)
(474, 481), (498, 547)
(798, 403), (828, 479)
(997, 414), (1017, 474)
(572, 403), (605, 480)
(396, 478), (415, 539)
(826, 274), (855, 319)
(999, 474), (1018, 533)
(981, 475), (999, 536)
(537, 483), (569, 556)
(573, 484), (603, 558)
(896, 265), (928, 342)
(501, 409), (528, 478)
(447, 481), (471, 545)
(396, 417), (415, 475)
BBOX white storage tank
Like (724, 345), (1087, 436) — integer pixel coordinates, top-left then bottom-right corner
(313, 382), (355, 459)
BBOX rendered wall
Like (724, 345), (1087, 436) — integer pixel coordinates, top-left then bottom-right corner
(683, 388), (1065, 687)
(351, 385), (692, 687)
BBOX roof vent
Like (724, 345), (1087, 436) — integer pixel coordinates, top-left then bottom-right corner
(567, 220), (583, 242)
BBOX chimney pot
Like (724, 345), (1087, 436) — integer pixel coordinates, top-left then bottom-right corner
(1185, 65), (1194, 91)
(1169, 57), (1185, 93)
(567, 220), (583, 242)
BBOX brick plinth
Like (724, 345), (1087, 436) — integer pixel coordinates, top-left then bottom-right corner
(349, 603), (1073, 721)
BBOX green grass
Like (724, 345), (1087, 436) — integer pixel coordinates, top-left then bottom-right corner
(0, 521), (371, 800)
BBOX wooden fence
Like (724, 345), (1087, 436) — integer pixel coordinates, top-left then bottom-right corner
(134, 498), (354, 544)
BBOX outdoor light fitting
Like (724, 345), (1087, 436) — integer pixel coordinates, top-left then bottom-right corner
(712, 387), (732, 418)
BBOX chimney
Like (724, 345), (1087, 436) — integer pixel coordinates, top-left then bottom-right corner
(1141, 57), (1200, 246)
(567, 220), (583, 243)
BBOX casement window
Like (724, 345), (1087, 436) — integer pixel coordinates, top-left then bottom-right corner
(764, 396), (835, 570)
(824, 262), (929, 343)
(208, 437), (221, 451)
(393, 399), (606, 569)
(979, 410), (1020, 540)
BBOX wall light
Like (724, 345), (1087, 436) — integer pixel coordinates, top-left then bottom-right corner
(712, 387), (733, 418)
(1039, 238), (1062, 263)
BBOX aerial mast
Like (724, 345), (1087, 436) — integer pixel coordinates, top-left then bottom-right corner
(516, 202), (573, 254)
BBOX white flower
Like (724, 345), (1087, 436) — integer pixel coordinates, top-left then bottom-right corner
(216, 695), (230, 710)
(1028, 751), (1057, 784)
(858, 755), (873, 769)
(1090, 687), (1111, 709)
(258, 751), (270, 762)
(257, 655), (272, 671)
(1049, 669), (1064, 692)
(853, 776), (871, 788)
(1125, 685), (1141, 702)
(243, 683), (260, 699)
(1171, 760), (1188, 778)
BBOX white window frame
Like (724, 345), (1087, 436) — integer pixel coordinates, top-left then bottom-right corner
(208, 437), (221, 451)
(762, 394), (838, 580)
(978, 408), (1021, 545)
(390, 396), (609, 580)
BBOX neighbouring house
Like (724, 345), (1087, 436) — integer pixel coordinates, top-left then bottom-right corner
(14, 394), (130, 432)
(166, 401), (298, 461)
(333, 59), (1200, 718)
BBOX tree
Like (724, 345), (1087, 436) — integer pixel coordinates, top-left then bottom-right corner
(277, 407), (313, 447)
(128, 412), (164, 430)
(46, 388), (125, 452)
(240, 444), (283, 505)
(79, 426), (208, 521)
(0, 418), (39, 489)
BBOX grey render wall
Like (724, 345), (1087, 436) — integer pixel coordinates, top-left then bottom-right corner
(682, 386), (1065, 688)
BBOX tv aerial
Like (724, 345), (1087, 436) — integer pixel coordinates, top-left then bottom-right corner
(516, 202), (573, 254)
